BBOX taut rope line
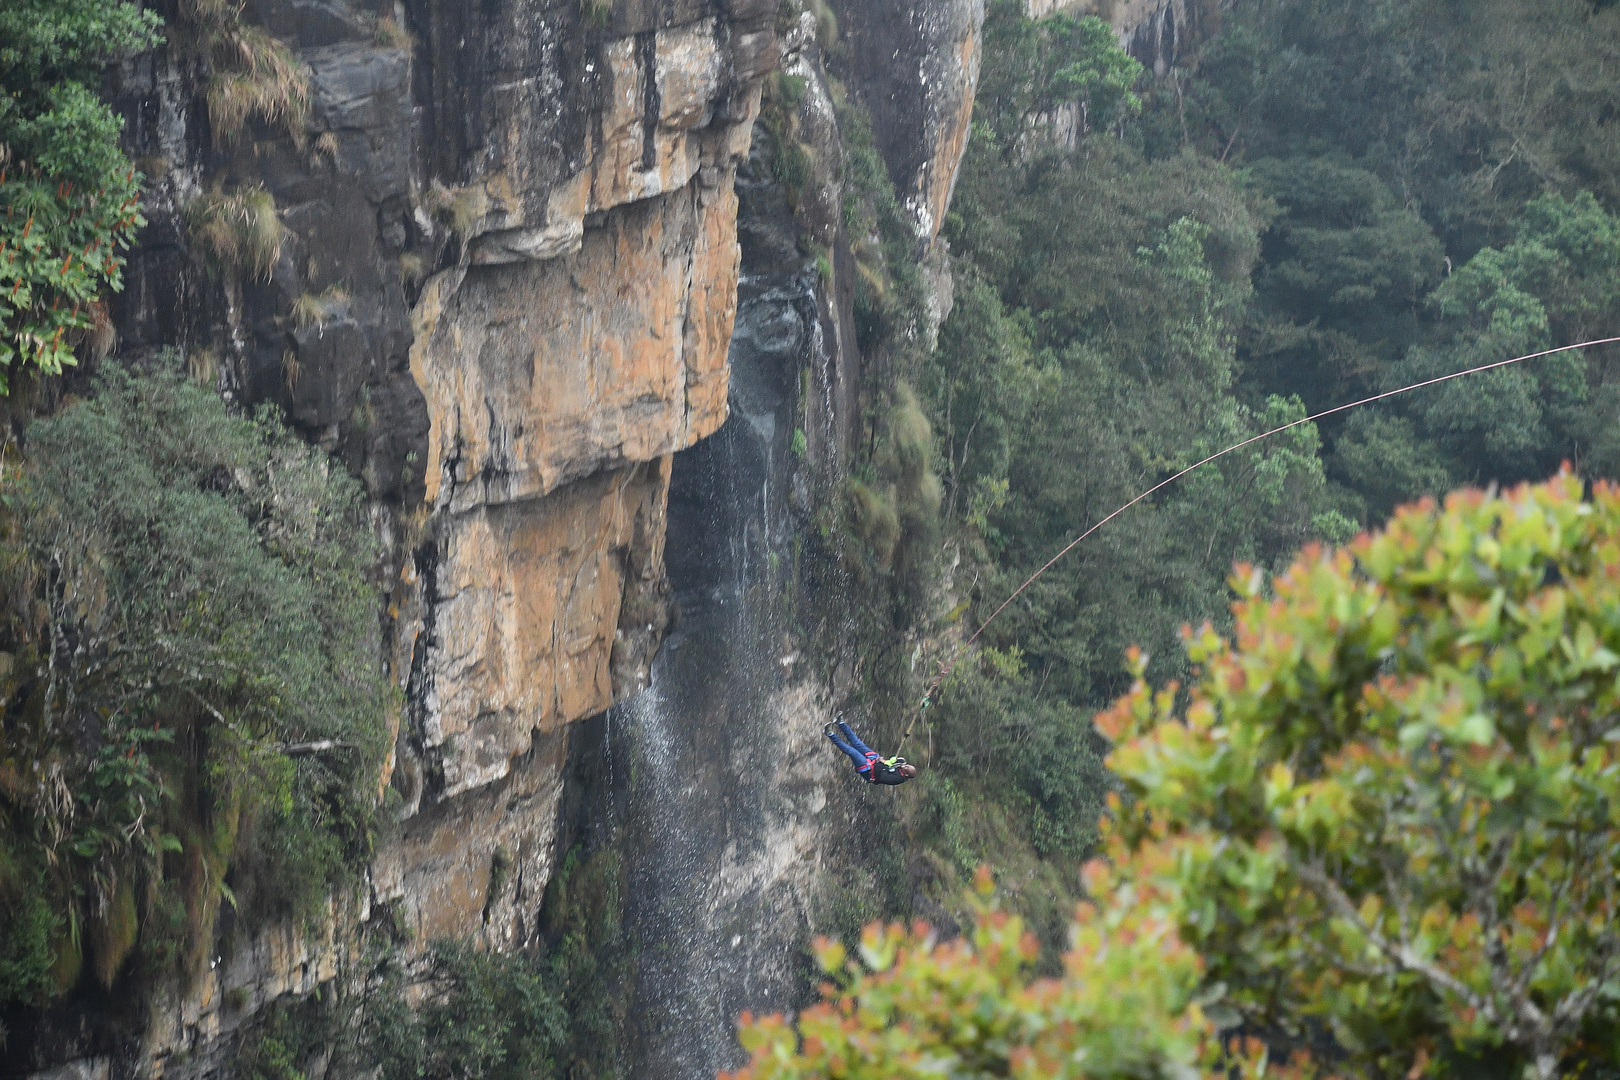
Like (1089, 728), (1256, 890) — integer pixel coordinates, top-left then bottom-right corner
(895, 336), (1620, 755)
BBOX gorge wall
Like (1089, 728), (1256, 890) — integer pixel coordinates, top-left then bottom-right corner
(13, 0), (1170, 1075)
(95, 0), (779, 1070)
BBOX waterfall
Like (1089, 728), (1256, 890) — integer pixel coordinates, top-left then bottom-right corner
(618, 393), (783, 1077)
(538, 117), (871, 1075)
(584, 256), (844, 1077)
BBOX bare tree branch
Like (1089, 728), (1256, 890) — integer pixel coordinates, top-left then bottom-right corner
(1292, 858), (1500, 1026)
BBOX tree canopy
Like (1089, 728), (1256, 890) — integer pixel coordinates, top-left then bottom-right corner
(855, 0), (1620, 952)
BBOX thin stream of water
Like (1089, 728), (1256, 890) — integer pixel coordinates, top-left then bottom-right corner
(600, 144), (843, 1074)
(608, 336), (795, 1078)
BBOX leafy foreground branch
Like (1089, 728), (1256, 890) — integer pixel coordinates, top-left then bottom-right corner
(734, 471), (1620, 1080)
(732, 869), (1255, 1080)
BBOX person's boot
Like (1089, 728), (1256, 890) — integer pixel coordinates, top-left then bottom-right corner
(823, 722), (837, 739)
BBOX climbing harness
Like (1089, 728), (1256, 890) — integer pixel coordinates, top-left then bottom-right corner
(889, 336), (1620, 759)
(827, 720), (909, 781)
(861, 753), (908, 781)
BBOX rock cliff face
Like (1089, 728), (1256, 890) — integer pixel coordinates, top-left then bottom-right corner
(830, 0), (984, 243)
(604, 25), (870, 1074)
(116, 0), (772, 812)
(20, 0), (1190, 1073)
(1020, 0), (1225, 74)
(1113, 0), (1223, 75)
(392, 0), (771, 804)
(95, 0), (776, 1070)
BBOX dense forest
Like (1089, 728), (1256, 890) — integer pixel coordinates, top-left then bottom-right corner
(845, 0), (1620, 953)
(744, 2), (1620, 1076)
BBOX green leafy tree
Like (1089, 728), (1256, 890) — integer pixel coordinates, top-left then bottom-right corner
(238, 932), (568, 1080)
(975, 0), (1143, 148)
(1182, 0), (1620, 244)
(1387, 192), (1620, 486)
(1094, 470), (1620, 1079)
(0, 0), (161, 389)
(1242, 155), (1444, 411)
(920, 263), (1036, 525)
(734, 472), (1620, 1080)
(1330, 411), (1454, 522)
(952, 206), (1341, 707)
(922, 75), (1346, 909)
(364, 941), (568, 1080)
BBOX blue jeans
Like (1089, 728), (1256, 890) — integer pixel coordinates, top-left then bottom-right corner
(828, 720), (877, 772)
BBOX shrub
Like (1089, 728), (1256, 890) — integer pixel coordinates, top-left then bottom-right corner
(312, 130), (339, 162)
(844, 479), (900, 568)
(290, 284), (350, 329)
(0, 0), (162, 391)
(398, 251), (428, 286)
(772, 139), (813, 191)
(0, 841), (63, 1007)
(729, 871), (1236, 1080)
(372, 14), (414, 50)
(424, 181), (488, 240)
(365, 941), (568, 1080)
(186, 183), (287, 280)
(0, 360), (393, 993)
(181, 0), (310, 146)
(580, 0), (613, 30)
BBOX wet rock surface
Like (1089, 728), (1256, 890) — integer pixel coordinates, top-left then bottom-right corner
(594, 31), (880, 1075)
(830, 0), (985, 242)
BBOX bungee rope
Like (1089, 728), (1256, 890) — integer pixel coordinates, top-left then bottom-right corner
(891, 335), (1620, 758)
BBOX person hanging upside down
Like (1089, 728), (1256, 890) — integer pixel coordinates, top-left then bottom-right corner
(825, 719), (916, 785)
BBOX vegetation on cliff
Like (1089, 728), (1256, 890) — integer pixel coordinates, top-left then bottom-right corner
(0, 0), (161, 391)
(227, 840), (627, 1080)
(737, 473), (1620, 1079)
(0, 362), (392, 1008)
